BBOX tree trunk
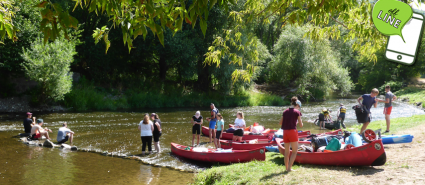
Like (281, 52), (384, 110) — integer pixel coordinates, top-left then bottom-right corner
(196, 58), (210, 91)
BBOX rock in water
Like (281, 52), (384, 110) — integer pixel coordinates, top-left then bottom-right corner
(61, 144), (72, 149)
(418, 102), (422, 107)
(43, 140), (55, 148)
(71, 146), (78, 151)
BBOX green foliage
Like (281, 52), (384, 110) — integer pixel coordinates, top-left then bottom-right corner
(395, 87), (425, 108)
(0, 0), (17, 43)
(267, 25), (353, 99)
(378, 81), (403, 95)
(21, 37), (76, 103)
(63, 79), (288, 111)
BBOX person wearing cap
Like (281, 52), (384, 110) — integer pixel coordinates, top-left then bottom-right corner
(191, 111), (203, 147)
(150, 113), (162, 153)
(336, 103), (347, 129)
(30, 119), (52, 140)
(23, 112), (36, 134)
(206, 103), (219, 143)
(279, 96), (303, 172)
(57, 122), (74, 144)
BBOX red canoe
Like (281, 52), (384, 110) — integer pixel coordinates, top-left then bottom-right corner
(202, 126), (311, 140)
(170, 143), (265, 163)
(275, 138), (386, 166)
(220, 139), (311, 150)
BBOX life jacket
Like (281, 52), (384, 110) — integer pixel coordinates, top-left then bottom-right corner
(340, 107), (346, 113)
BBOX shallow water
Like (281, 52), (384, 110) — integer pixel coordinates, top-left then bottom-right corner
(0, 98), (423, 184)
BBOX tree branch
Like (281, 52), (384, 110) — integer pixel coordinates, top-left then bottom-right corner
(329, 15), (350, 30)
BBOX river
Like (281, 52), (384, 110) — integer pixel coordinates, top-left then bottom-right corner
(0, 97), (423, 184)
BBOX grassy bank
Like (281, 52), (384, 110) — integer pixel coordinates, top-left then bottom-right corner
(192, 114), (425, 185)
(395, 87), (425, 108)
(62, 83), (289, 111)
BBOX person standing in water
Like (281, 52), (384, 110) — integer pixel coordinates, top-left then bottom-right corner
(233, 112), (246, 142)
(357, 88), (379, 134)
(191, 111), (203, 147)
(215, 113), (224, 149)
(336, 104), (347, 129)
(377, 85), (397, 133)
(206, 103), (219, 143)
(57, 122), (75, 145)
(138, 114), (154, 155)
(279, 97), (303, 172)
(151, 113), (162, 153)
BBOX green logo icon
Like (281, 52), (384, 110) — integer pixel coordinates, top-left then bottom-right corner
(372, 0), (413, 42)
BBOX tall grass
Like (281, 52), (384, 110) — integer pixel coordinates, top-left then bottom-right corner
(63, 83), (289, 111)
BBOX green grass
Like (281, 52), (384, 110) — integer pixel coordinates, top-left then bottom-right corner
(395, 87), (425, 108)
(192, 114), (425, 185)
(62, 83), (289, 111)
(348, 114), (425, 133)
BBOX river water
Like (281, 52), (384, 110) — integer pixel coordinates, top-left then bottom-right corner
(0, 97), (423, 184)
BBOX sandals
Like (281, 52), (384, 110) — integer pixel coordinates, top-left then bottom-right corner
(383, 130), (390, 134)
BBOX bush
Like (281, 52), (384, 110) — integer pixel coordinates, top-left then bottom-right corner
(21, 38), (76, 104)
(378, 81), (403, 95)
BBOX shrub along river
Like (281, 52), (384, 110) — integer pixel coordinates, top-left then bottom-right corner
(0, 96), (423, 184)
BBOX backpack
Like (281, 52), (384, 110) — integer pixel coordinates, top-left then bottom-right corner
(353, 105), (369, 123)
(325, 137), (341, 151)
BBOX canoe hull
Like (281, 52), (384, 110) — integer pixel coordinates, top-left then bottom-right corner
(203, 126), (311, 140)
(171, 143), (265, 163)
(220, 139), (311, 150)
(276, 138), (386, 166)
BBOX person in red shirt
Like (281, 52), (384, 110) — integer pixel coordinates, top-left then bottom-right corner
(279, 96), (303, 172)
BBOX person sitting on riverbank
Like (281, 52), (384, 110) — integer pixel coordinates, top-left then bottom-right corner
(138, 114), (154, 155)
(233, 112), (246, 142)
(336, 104), (347, 129)
(376, 85), (397, 133)
(57, 122), (74, 145)
(215, 113), (224, 149)
(30, 119), (52, 140)
(191, 111), (203, 147)
(357, 88), (379, 134)
(206, 103), (219, 143)
(151, 113), (162, 153)
(280, 96), (303, 172)
(23, 112), (35, 135)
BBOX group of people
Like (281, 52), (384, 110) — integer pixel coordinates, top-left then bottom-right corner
(138, 113), (162, 155)
(23, 112), (74, 144)
(191, 103), (246, 149)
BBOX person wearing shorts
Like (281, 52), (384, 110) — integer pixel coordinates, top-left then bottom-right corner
(357, 88), (379, 134)
(337, 104), (347, 129)
(191, 111), (203, 146)
(151, 113), (162, 153)
(279, 96), (303, 172)
(215, 113), (224, 149)
(206, 103), (218, 143)
(233, 112), (246, 142)
(378, 85), (397, 133)
(30, 119), (52, 140)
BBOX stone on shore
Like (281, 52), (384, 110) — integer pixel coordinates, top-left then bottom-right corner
(43, 140), (55, 148)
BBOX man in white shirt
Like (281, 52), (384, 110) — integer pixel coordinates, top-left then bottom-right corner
(57, 122), (75, 144)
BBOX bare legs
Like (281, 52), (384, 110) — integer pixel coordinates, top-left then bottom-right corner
(209, 128), (215, 143)
(319, 121), (324, 129)
(68, 133), (74, 145)
(154, 142), (161, 153)
(40, 131), (50, 140)
(214, 137), (219, 149)
(284, 142), (298, 172)
(385, 114), (391, 131)
(192, 134), (199, 147)
(360, 122), (370, 134)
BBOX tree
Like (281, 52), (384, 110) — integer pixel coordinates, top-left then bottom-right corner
(0, 0), (17, 43)
(21, 37), (77, 103)
(268, 25), (353, 99)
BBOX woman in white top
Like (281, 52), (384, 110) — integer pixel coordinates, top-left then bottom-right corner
(138, 114), (154, 155)
(233, 111), (246, 142)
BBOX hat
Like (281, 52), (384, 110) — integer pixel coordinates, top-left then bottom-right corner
(210, 103), (215, 106)
(36, 119), (43, 124)
(26, 112), (32, 115)
(150, 113), (156, 117)
(322, 108), (327, 112)
(296, 100), (302, 108)
(340, 103), (344, 106)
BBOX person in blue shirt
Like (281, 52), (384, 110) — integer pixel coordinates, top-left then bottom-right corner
(357, 88), (379, 133)
(206, 103), (219, 143)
